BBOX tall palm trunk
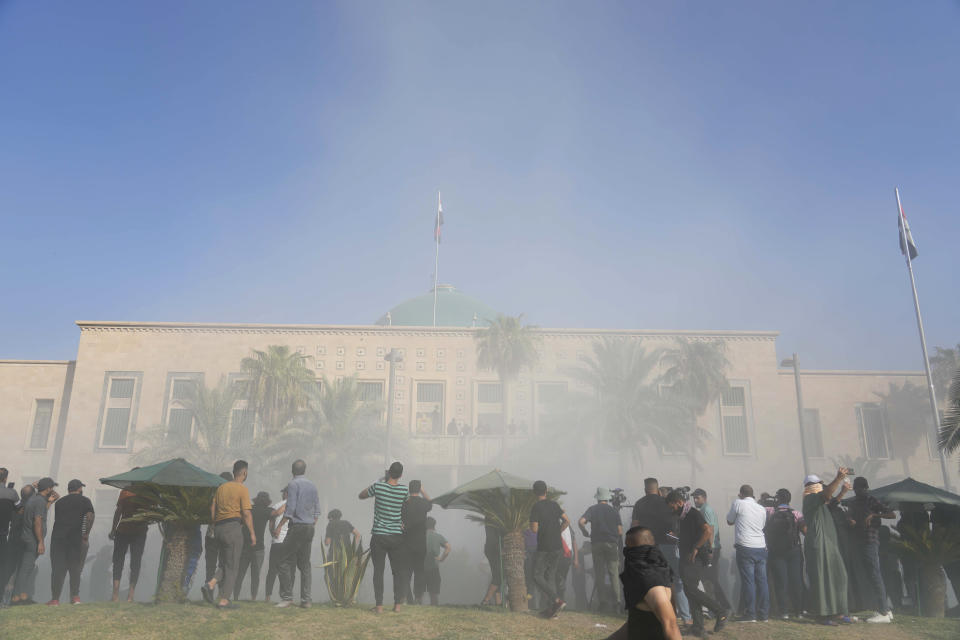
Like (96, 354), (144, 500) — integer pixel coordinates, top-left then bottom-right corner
(919, 563), (946, 617)
(156, 523), (191, 603)
(502, 530), (528, 611)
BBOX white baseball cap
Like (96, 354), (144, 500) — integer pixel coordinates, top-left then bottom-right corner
(803, 474), (822, 486)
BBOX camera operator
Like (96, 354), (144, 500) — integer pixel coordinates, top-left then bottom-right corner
(579, 488), (623, 612)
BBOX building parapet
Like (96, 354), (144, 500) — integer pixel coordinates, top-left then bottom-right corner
(76, 320), (778, 341)
(779, 368), (925, 377)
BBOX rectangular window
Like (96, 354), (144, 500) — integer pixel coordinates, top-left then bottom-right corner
(721, 386), (745, 407)
(415, 382), (444, 435)
(722, 415), (750, 454)
(856, 404), (890, 460)
(98, 372), (142, 449)
(171, 379), (195, 402)
(29, 399), (55, 449)
(720, 384), (750, 455)
(230, 409), (255, 447)
(111, 378), (135, 399)
(167, 408), (193, 441)
(163, 374), (201, 441)
(103, 408), (132, 447)
(478, 383), (503, 404)
(802, 408), (825, 458)
(417, 383), (444, 403)
(357, 381), (384, 402)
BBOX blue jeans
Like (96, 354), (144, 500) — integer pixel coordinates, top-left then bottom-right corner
(855, 540), (888, 614)
(735, 544), (769, 620)
(658, 544), (692, 621)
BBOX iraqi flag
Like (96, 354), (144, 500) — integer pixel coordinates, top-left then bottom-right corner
(897, 188), (918, 260)
(434, 193), (444, 243)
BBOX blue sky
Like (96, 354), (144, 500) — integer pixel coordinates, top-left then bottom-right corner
(1, 1), (957, 370)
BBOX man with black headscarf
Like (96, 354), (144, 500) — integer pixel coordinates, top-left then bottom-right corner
(604, 526), (681, 640)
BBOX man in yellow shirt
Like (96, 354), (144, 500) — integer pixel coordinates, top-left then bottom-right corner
(201, 460), (254, 609)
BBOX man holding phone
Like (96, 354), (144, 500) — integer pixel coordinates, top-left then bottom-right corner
(359, 462), (409, 613)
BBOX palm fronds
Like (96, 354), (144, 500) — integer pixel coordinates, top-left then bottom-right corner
(460, 487), (564, 533)
(939, 367), (960, 462)
(320, 536), (371, 606)
(890, 524), (960, 566)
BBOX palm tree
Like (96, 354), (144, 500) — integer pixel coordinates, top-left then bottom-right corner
(876, 381), (930, 476)
(475, 314), (540, 453)
(241, 345), (316, 437)
(660, 339), (729, 477)
(938, 367), (960, 468)
(930, 345), (959, 397)
(134, 379), (253, 473)
(262, 375), (384, 503)
(127, 484), (213, 603)
(570, 338), (689, 471)
(460, 487), (564, 612)
(891, 524), (960, 617)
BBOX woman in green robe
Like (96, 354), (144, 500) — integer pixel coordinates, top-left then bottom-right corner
(802, 468), (851, 625)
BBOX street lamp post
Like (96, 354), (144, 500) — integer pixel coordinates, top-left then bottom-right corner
(384, 348), (403, 467)
(781, 353), (810, 477)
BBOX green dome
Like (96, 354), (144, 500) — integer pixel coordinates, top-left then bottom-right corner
(376, 285), (501, 327)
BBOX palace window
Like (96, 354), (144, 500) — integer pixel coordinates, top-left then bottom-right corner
(97, 372), (143, 449)
(856, 403), (890, 460)
(164, 374), (201, 442)
(230, 409), (255, 447)
(415, 382), (444, 435)
(720, 385), (750, 455)
(28, 399), (54, 450)
(358, 381), (384, 403)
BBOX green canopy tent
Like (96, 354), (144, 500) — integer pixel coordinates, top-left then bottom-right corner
(100, 458), (226, 603)
(842, 477), (960, 509)
(433, 469), (564, 611)
(99, 457), (227, 490)
(432, 469), (539, 509)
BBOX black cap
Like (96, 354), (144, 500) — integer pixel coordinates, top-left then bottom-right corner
(37, 477), (58, 491)
(68, 479), (85, 492)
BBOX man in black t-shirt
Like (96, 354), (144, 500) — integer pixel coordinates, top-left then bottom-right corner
(530, 480), (570, 618)
(234, 491), (273, 601)
(324, 509), (359, 550)
(630, 478), (690, 623)
(401, 480), (432, 604)
(666, 491), (728, 636)
(48, 479), (95, 605)
(579, 487), (624, 612)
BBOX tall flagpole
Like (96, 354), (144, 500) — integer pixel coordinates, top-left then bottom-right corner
(896, 187), (952, 490)
(433, 191), (441, 327)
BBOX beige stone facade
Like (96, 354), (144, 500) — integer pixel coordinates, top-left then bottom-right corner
(1, 319), (956, 516)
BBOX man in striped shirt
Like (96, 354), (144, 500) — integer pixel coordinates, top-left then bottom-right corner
(359, 461), (409, 613)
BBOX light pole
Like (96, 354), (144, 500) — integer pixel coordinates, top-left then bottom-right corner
(781, 353), (810, 476)
(384, 348), (403, 467)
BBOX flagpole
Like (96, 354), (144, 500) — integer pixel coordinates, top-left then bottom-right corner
(896, 187), (952, 490)
(433, 191), (441, 327)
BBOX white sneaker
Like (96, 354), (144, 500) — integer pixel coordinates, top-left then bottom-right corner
(867, 612), (891, 623)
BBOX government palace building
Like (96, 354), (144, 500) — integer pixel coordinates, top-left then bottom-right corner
(2, 284), (955, 514)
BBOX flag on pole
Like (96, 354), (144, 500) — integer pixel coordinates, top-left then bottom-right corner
(434, 193), (444, 243)
(897, 189), (919, 260)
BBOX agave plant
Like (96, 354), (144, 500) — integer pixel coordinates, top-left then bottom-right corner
(319, 536), (371, 606)
(127, 484), (215, 603)
(890, 524), (960, 617)
(460, 487), (564, 612)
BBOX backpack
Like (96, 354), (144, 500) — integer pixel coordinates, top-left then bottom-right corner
(765, 508), (800, 554)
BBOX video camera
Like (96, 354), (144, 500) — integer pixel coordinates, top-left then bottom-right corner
(609, 488), (629, 510)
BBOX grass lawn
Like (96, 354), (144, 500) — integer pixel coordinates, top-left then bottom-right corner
(1, 602), (958, 639)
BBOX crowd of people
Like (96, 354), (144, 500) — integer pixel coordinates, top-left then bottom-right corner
(0, 460), (455, 611)
(3, 460), (959, 639)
